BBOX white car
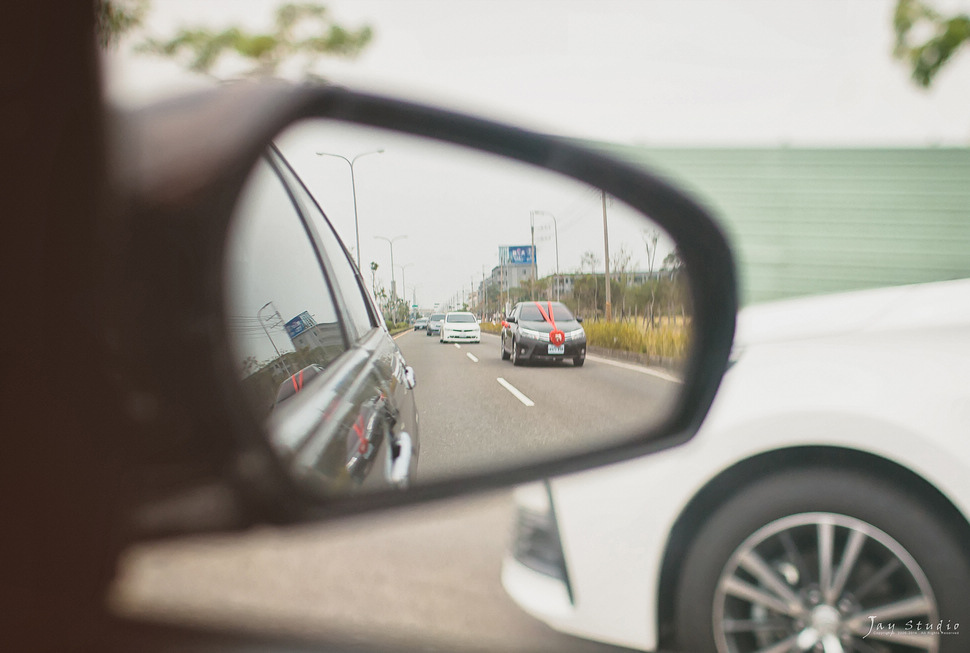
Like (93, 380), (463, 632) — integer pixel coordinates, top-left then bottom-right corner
(503, 279), (970, 653)
(439, 311), (481, 343)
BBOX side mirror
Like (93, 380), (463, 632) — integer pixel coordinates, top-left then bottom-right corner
(117, 82), (736, 534)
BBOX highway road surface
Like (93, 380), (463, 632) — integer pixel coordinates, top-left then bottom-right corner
(399, 330), (682, 482)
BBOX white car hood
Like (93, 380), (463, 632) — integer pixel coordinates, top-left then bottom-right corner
(736, 278), (970, 347)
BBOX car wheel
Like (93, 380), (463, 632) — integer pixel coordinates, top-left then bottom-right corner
(501, 335), (510, 360)
(674, 467), (969, 653)
(573, 355), (585, 367)
(510, 338), (522, 366)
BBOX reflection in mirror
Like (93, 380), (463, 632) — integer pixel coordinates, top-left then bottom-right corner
(224, 120), (693, 498)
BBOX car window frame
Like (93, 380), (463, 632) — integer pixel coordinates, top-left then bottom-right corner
(266, 144), (380, 345)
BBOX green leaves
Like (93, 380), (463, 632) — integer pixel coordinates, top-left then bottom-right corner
(132, 2), (373, 79)
(95, 0), (148, 49)
(893, 0), (970, 87)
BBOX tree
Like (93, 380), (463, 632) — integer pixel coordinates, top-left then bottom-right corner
(369, 261), (379, 296)
(96, 1), (373, 80)
(580, 250), (600, 274)
(894, 0), (970, 87)
(96, 0), (147, 48)
(662, 249), (684, 278)
(610, 245), (633, 320)
(642, 229), (660, 276)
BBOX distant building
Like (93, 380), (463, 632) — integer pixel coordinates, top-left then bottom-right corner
(292, 321), (343, 352)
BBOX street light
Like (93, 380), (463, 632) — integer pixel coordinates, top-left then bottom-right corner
(316, 148), (384, 269)
(398, 263), (414, 321)
(532, 210), (560, 300)
(374, 234), (407, 302)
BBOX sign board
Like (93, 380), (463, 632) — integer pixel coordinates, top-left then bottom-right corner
(500, 245), (535, 265)
(285, 311), (316, 339)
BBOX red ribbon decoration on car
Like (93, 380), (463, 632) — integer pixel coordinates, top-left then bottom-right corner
(535, 301), (566, 346)
(291, 368), (305, 393)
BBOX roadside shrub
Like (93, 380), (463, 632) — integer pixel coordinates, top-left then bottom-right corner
(583, 318), (689, 360)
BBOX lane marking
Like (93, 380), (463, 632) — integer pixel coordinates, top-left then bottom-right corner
(466, 353), (479, 363)
(586, 354), (683, 384)
(454, 344), (461, 349)
(392, 330), (411, 341)
(497, 377), (535, 407)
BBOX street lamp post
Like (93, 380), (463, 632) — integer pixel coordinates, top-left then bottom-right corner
(316, 148), (384, 270)
(532, 210), (560, 300)
(398, 263), (414, 321)
(375, 235), (407, 323)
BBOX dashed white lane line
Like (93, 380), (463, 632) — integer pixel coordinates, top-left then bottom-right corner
(466, 353), (479, 363)
(586, 354), (683, 384)
(454, 344), (461, 349)
(497, 377), (535, 407)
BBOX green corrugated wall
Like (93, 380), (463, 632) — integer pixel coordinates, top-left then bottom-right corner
(589, 144), (970, 305)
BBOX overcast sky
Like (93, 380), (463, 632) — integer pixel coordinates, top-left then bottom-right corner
(103, 0), (970, 311)
(105, 0), (970, 145)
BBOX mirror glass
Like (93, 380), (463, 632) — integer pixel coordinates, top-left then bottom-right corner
(224, 119), (692, 497)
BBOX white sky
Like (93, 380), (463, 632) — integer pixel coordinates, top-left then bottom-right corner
(102, 0), (970, 308)
(104, 0), (970, 145)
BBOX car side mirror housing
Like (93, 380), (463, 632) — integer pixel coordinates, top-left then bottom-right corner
(113, 81), (737, 538)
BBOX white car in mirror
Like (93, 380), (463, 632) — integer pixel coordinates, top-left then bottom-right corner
(440, 311), (482, 344)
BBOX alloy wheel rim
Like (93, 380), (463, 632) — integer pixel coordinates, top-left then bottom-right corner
(712, 512), (939, 653)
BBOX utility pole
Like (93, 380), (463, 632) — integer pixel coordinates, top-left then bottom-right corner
(533, 210), (560, 301)
(258, 301), (291, 376)
(529, 212), (537, 300)
(482, 266), (487, 321)
(602, 189), (612, 322)
(499, 247), (506, 315)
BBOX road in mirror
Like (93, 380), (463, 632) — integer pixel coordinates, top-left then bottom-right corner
(223, 119), (693, 497)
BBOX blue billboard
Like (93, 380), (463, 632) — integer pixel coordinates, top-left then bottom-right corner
(501, 245), (535, 265)
(285, 311), (316, 339)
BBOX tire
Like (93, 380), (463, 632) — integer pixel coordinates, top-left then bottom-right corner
(573, 355), (585, 367)
(674, 467), (970, 653)
(426, 330), (432, 337)
(510, 338), (522, 366)
(501, 335), (510, 360)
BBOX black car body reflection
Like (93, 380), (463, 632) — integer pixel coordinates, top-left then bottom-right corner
(227, 147), (419, 494)
(501, 301), (587, 367)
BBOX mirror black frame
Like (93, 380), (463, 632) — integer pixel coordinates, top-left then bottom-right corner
(114, 81), (737, 537)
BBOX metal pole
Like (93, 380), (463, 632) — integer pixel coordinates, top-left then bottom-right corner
(530, 212), (537, 300)
(602, 190), (612, 322)
(398, 263), (413, 321)
(375, 235), (406, 300)
(316, 149), (384, 270)
(533, 210), (560, 301)
(257, 301), (291, 376)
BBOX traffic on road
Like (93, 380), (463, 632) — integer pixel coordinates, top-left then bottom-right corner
(393, 329), (680, 482)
